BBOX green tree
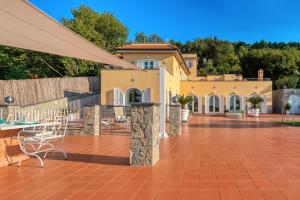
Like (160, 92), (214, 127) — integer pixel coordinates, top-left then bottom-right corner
(62, 5), (128, 52)
(175, 37), (241, 74)
(0, 45), (65, 79)
(61, 5), (130, 76)
(133, 32), (165, 43)
(240, 48), (300, 81)
(134, 32), (147, 43)
(275, 76), (300, 89)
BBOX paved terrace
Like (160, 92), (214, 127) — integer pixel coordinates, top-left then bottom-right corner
(1, 115), (300, 200)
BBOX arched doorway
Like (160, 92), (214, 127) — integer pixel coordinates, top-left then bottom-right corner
(229, 95), (241, 111)
(125, 88), (142, 105)
(209, 95), (220, 113)
(187, 95), (199, 113)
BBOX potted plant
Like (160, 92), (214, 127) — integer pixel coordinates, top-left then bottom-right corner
(248, 95), (264, 117)
(177, 95), (193, 122)
(285, 102), (291, 115)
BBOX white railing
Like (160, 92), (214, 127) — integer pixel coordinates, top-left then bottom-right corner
(0, 109), (3, 119)
(10, 108), (80, 122)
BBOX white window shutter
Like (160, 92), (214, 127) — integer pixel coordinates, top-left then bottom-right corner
(240, 96), (244, 111)
(204, 95), (208, 113)
(142, 88), (151, 102)
(154, 61), (160, 68)
(220, 95), (224, 113)
(262, 96), (267, 113)
(113, 88), (123, 105)
(137, 60), (143, 68)
(226, 95), (230, 110)
(198, 96), (202, 114)
(247, 96), (251, 113)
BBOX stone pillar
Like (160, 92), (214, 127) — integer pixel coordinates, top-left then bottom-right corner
(169, 104), (181, 136)
(83, 105), (100, 136)
(0, 105), (21, 120)
(130, 103), (160, 166)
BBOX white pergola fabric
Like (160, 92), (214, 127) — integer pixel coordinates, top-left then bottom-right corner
(0, 0), (136, 69)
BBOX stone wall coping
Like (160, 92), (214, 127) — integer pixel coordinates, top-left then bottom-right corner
(83, 104), (100, 107)
(0, 105), (21, 108)
(275, 89), (300, 92)
(131, 102), (161, 106)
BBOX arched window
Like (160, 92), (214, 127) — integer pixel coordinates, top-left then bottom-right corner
(125, 88), (142, 105)
(230, 95), (240, 111)
(209, 95), (220, 112)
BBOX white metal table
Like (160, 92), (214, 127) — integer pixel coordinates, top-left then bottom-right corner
(0, 122), (59, 131)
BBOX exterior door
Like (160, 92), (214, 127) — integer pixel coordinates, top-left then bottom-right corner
(229, 95), (241, 111)
(209, 95), (220, 113)
(187, 95), (199, 113)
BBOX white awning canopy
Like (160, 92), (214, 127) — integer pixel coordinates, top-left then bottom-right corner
(0, 0), (136, 69)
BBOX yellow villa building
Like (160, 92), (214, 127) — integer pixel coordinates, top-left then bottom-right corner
(101, 43), (273, 136)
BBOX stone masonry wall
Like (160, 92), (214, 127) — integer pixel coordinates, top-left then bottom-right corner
(169, 104), (181, 136)
(130, 103), (160, 166)
(83, 105), (100, 136)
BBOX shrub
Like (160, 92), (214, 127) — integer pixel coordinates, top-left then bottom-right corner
(285, 103), (291, 112)
(248, 95), (264, 109)
(177, 95), (193, 109)
(275, 76), (299, 89)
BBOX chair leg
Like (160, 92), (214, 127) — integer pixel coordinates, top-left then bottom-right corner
(18, 153), (44, 168)
(33, 154), (44, 168)
(44, 143), (55, 159)
(17, 157), (24, 167)
(43, 150), (51, 160)
(62, 150), (67, 160)
(56, 148), (67, 160)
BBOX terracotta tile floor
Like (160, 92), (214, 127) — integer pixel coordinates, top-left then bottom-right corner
(1, 115), (300, 200)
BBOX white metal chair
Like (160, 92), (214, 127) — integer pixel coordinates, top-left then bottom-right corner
(113, 107), (131, 129)
(101, 118), (113, 129)
(17, 116), (68, 167)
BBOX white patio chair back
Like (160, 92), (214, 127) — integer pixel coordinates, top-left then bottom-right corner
(114, 107), (125, 118)
(54, 116), (69, 139)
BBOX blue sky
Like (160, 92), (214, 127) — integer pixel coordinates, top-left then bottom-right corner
(29, 0), (300, 43)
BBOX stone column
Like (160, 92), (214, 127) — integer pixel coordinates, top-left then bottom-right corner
(83, 105), (100, 136)
(130, 103), (160, 166)
(169, 104), (181, 136)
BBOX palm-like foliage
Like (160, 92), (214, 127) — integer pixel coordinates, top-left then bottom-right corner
(177, 95), (193, 109)
(248, 95), (264, 109)
(285, 103), (291, 111)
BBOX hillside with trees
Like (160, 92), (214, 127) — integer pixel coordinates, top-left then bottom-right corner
(0, 5), (300, 89)
(169, 38), (300, 89)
